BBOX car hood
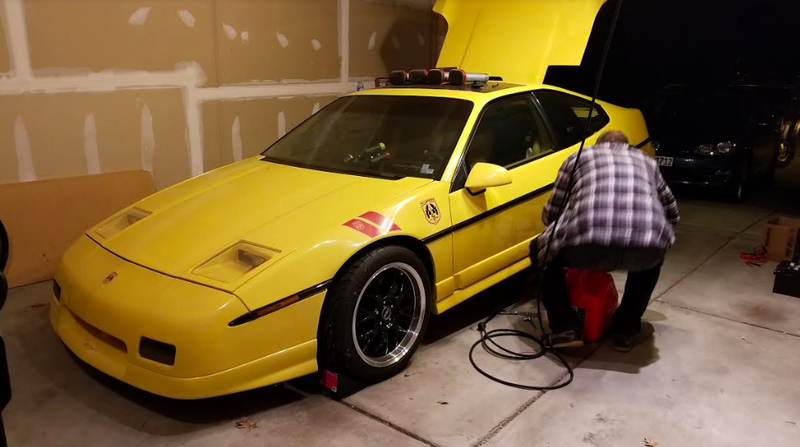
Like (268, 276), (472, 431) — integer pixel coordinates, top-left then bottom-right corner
(434, 0), (607, 84)
(89, 158), (431, 291)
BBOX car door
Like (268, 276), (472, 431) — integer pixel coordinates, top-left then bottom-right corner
(448, 93), (561, 291)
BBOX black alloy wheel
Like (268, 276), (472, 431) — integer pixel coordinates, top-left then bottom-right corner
(320, 245), (430, 383)
(352, 262), (424, 368)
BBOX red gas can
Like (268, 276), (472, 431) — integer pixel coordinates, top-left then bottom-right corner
(566, 269), (619, 342)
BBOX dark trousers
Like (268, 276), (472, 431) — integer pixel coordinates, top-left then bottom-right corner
(541, 245), (664, 336)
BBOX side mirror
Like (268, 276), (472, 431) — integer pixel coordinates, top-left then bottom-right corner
(465, 162), (512, 195)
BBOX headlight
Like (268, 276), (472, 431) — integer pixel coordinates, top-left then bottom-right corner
(716, 142), (733, 153)
(695, 141), (733, 156)
(193, 242), (280, 283)
(95, 208), (151, 239)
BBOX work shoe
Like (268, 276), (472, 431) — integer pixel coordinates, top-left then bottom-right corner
(544, 329), (584, 349)
(612, 333), (635, 352)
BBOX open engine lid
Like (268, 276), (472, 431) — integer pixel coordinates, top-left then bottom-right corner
(433, 0), (608, 85)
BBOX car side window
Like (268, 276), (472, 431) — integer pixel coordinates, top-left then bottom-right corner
(534, 89), (610, 149)
(455, 94), (554, 188)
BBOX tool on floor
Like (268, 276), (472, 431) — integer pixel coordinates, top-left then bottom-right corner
(468, 0), (624, 391)
(741, 245), (767, 267)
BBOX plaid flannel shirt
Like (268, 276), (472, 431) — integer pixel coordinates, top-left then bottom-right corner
(538, 142), (680, 262)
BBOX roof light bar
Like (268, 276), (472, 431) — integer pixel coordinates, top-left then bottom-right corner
(427, 69), (448, 84)
(389, 70), (408, 85)
(381, 68), (497, 88)
(408, 69), (429, 84)
(449, 70), (490, 86)
(447, 69), (467, 86)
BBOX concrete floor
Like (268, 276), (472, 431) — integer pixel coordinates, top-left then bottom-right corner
(4, 163), (800, 446)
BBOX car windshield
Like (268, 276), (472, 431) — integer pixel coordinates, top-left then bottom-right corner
(262, 95), (473, 180)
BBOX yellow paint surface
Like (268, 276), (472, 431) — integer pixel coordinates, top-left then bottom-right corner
(434, 0), (607, 84)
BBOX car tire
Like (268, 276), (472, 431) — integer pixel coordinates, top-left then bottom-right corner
(726, 177), (746, 203)
(776, 140), (792, 168)
(319, 245), (431, 383)
(725, 158), (750, 203)
(776, 138), (796, 169)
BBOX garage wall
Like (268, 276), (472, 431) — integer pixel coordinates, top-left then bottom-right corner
(0, 0), (442, 190)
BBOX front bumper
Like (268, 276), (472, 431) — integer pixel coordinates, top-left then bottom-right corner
(51, 235), (326, 399)
(658, 155), (738, 189)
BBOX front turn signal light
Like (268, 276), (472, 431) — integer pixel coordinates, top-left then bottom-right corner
(95, 208), (151, 239)
(193, 242), (280, 283)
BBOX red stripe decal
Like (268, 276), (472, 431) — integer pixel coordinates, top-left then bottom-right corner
(359, 211), (401, 232)
(343, 219), (380, 238)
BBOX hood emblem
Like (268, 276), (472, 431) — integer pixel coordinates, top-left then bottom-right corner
(103, 272), (118, 284)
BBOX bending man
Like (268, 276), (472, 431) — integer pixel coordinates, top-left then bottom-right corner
(538, 130), (679, 352)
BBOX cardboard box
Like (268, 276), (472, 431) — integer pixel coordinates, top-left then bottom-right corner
(0, 171), (154, 288)
(763, 216), (800, 262)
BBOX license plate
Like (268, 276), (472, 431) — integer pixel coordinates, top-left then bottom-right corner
(656, 156), (673, 167)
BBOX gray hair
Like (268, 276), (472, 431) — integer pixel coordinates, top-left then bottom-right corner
(597, 130), (629, 145)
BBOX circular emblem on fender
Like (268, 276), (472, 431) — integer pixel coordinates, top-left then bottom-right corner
(420, 198), (441, 225)
(103, 272), (118, 284)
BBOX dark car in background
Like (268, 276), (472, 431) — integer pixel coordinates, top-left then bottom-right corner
(644, 87), (780, 201)
(729, 80), (800, 168)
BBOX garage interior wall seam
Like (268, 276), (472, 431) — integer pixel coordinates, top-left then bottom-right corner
(0, 0), (439, 189)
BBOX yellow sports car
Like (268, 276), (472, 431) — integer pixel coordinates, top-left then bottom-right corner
(51, 0), (652, 399)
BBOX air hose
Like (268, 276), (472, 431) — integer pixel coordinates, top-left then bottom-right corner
(468, 0), (624, 390)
